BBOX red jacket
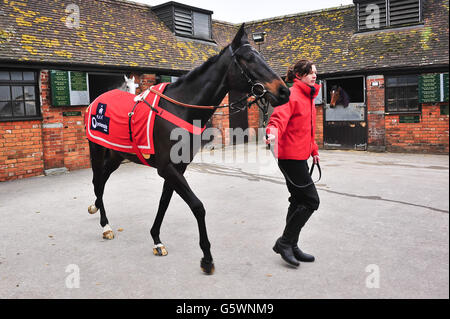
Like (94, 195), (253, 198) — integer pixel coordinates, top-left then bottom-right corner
(266, 79), (321, 160)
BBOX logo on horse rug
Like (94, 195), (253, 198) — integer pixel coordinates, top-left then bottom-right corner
(85, 83), (170, 156)
(90, 103), (110, 135)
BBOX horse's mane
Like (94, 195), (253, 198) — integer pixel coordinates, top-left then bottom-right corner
(170, 45), (230, 88)
(339, 87), (350, 107)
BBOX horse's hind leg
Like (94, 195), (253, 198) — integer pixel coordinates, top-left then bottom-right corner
(89, 144), (122, 239)
(157, 163), (214, 274)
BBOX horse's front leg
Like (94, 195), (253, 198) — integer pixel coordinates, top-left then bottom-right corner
(157, 163), (214, 275)
(151, 164), (187, 256)
(150, 180), (174, 256)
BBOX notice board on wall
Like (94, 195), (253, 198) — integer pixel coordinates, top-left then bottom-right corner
(419, 73), (449, 103)
(50, 70), (90, 106)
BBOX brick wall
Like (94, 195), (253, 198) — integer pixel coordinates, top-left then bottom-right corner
(0, 121), (44, 181)
(315, 104), (324, 148)
(385, 103), (449, 153)
(211, 95), (230, 146)
(365, 74), (449, 154)
(366, 75), (386, 152)
(139, 74), (156, 92)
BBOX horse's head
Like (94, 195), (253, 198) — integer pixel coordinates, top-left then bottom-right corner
(226, 24), (290, 107)
(124, 75), (139, 95)
(330, 85), (349, 108)
(330, 85), (340, 108)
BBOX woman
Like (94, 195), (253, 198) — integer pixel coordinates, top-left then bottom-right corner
(266, 59), (321, 267)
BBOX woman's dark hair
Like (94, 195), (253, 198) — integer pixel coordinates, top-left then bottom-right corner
(285, 59), (314, 82)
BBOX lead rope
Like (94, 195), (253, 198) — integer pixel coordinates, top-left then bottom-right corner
(260, 99), (322, 189)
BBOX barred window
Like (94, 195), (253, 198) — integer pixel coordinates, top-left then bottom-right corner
(386, 75), (419, 113)
(356, 0), (422, 31)
(0, 70), (40, 121)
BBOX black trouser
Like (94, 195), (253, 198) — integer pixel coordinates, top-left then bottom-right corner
(278, 159), (320, 246)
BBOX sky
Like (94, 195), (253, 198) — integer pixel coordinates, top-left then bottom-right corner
(133, 0), (355, 23)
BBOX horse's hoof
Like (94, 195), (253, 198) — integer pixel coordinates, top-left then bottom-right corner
(102, 225), (114, 240)
(88, 205), (98, 215)
(153, 244), (168, 256)
(200, 258), (215, 275)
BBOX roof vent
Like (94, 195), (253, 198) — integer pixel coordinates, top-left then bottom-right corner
(152, 1), (213, 41)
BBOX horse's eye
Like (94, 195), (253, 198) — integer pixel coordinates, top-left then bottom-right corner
(242, 53), (255, 63)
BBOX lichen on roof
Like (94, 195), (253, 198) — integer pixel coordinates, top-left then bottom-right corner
(0, 0), (224, 71)
(0, 0), (448, 75)
(245, 0), (448, 75)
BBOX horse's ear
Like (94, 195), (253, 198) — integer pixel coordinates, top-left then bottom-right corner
(231, 23), (248, 50)
(131, 76), (135, 82)
(124, 75), (128, 81)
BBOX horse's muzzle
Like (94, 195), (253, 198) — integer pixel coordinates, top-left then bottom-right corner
(268, 84), (290, 107)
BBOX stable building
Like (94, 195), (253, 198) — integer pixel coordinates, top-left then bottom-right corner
(246, 0), (448, 153)
(0, 0), (448, 182)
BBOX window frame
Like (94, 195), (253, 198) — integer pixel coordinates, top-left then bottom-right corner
(356, 0), (423, 32)
(0, 69), (41, 122)
(385, 74), (420, 114)
(324, 75), (367, 106)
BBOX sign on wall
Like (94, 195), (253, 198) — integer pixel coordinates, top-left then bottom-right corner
(419, 73), (449, 103)
(50, 70), (90, 106)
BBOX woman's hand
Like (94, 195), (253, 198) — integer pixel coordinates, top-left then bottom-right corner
(265, 134), (276, 145)
(313, 155), (320, 164)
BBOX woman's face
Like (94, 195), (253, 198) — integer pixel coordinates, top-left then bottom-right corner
(298, 65), (317, 86)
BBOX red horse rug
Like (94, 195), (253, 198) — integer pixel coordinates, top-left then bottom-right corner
(85, 83), (170, 156)
(85, 83), (207, 162)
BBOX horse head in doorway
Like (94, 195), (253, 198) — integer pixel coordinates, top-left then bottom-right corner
(330, 85), (350, 108)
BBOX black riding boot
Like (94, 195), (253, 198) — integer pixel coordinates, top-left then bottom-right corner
(290, 205), (315, 262)
(273, 204), (299, 266)
(273, 204), (315, 266)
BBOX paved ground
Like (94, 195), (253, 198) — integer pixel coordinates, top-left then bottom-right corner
(0, 144), (448, 299)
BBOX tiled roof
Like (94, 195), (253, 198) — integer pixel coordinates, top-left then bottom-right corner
(0, 0), (448, 76)
(212, 20), (238, 48)
(245, 0), (449, 75)
(0, 0), (220, 71)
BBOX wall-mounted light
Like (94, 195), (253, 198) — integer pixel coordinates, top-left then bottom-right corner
(252, 32), (266, 43)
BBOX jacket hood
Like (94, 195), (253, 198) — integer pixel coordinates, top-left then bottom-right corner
(293, 79), (321, 99)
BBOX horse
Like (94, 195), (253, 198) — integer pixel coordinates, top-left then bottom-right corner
(86, 24), (290, 275)
(118, 75), (139, 94)
(330, 85), (350, 108)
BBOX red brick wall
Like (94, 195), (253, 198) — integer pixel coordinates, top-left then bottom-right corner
(366, 74), (449, 154)
(139, 74), (156, 92)
(315, 104), (324, 148)
(0, 121), (44, 181)
(63, 114), (91, 171)
(366, 75), (386, 151)
(211, 95), (230, 146)
(385, 103), (449, 153)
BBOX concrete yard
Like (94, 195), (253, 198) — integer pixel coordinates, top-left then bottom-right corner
(0, 144), (448, 299)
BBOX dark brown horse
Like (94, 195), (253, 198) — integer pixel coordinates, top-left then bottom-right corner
(330, 85), (350, 108)
(86, 25), (290, 274)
